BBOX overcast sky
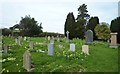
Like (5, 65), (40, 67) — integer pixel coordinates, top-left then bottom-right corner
(0, 0), (119, 34)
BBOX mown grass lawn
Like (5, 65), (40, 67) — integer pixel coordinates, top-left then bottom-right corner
(1, 36), (119, 72)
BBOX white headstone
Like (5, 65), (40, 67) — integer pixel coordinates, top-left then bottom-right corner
(82, 45), (89, 55)
(48, 43), (54, 55)
(24, 37), (27, 41)
(48, 36), (50, 41)
(70, 44), (75, 51)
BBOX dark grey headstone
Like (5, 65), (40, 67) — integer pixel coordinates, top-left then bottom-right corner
(85, 30), (93, 44)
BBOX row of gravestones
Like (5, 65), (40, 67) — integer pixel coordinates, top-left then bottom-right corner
(23, 43), (90, 72)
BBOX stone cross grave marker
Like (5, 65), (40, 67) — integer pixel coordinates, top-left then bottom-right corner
(85, 30), (93, 44)
(70, 44), (75, 51)
(4, 44), (8, 54)
(48, 43), (54, 55)
(109, 33), (118, 48)
(82, 45), (89, 55)
(66, 31), (70, 42)
(29, 42), (34, 49)
(23, 50), (32, 72)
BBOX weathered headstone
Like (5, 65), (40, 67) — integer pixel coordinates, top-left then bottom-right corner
(109, 33), (118, 48)
(3, 44), (8, 54)
(18, 36), (22, 45)
(82, 45), (89, 55)
(23, 50), (33, 72)
(48, 43), (54, 55)
(29, 42), (34, 49)
(57, 35), (60, 42)
(70, 44), (75, 51)
(66, 31), (70, 42)
(85, 30), (93, 44)
(15, 38), (18, 44)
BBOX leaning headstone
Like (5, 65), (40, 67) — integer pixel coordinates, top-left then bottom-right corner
(23, 50), (33, 72)
(29, 42), (34, 49)
(70, 44), (75, 51)
(109, 33), (118, 48)
(85, 30), (93, 44)
(3, 44), (8, 54)
(82, 45), (89, 55)
(66, 31), (70, 42)
(48, 43), (54, 55)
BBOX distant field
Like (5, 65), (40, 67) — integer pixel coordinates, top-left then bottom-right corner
(1, 37), (119, 72)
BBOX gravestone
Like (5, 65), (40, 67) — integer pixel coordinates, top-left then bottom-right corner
(15, 38), (18, 44)
(29, 42), (34, 49)
(82, 45), (89, 55)
(24, 37), (27, 41)
(48, 36), (50, 41)
(109, 33), (118, 48)
(18, 36), (22, 45)
(85, 30), (93, 44)
(70, 44), (75, 51)
(48, 43), (54, 55)
(3, 44), (8, 54)
(23, 50), (33, 72)
(66, 31), (70, 42)
(57, 35), (60, 42)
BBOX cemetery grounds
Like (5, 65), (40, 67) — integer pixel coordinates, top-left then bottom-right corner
(0, 36), (119, 72)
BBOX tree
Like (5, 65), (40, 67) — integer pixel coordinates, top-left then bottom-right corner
(86, 17), (99, 39)
(75, 19), (85, 39)
(110, 17), (120, 43)
(94, 24), (111, 41)
(76, 4), (90, 22)
(64, 12), (76, 39)
(19, 15), (43, 36)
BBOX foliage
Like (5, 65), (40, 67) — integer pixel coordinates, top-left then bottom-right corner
(86, 17), (99, 39)
(75, 19), (85, 39)
(94, 24), (111, 41)
(2, 28), (12, 36)
(64, 12), (76, 39)
(76, 4), (90, 21)
(110, 17), (120, 43)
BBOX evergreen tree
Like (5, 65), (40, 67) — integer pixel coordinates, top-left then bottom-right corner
(86, 17), (99, 39)
(110, 17), (120, 43)
(64, 12), (75, 39)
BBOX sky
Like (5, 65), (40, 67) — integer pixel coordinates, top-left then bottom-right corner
(0, 0), (119, 34)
